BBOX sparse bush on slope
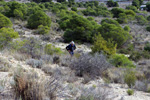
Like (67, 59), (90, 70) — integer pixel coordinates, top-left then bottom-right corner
(12, 67), (59, 100)
(0, 28), (18, 48)
(71, 53), (112, 77)
(109, 54), (136, 68)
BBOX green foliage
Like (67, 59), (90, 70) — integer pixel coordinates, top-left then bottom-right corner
(109, 54), (136, 68)
(71, 7), (77, 11)
(129, 51), (142, 62)
(57, 0), (66, 3)
(5, 1), (27, 19)
(27, 10), (51, 29)
(106, 0), (119, 7)
(98, 22), (131, 47)
(124, 70), (137, 88)
(0, 28), (19, 48)
(36, 25), (50, 35)
(101, 18), (120, 26)
(111, 8), (124, 18)
(32, 0), (52, 3)
(44, 44), (63, 55)
(117, 13), (128, 24)
(146, 2), (150, 12)
(125, 10), (136, 17)
(126, 5), (138, 13)
(124, 25), (130, 32)
(13, 9), (23, 19)
(144, 43), (150, 52)
(82, 6), (112, 17)
(0, 13), (12, 28)
(59, 14), (99, 43)
(91, 34), (117, 55)
(79, 95), (94, 100)
(127, 89), (134, 95)
(132, 0), (140, 8)
(135, 15), (147, 25)
(147, 15), (150, 21)
(146, 26), (150, 32)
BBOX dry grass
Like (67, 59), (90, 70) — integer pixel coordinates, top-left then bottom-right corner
(11, 67), (60, 100)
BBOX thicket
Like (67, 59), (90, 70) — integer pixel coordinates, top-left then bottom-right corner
(106, 0), (119, 7)
(59, 14), (99, 43)
(27, 10), (51, 29)
(0, 13), (12, 28)
(98, 20), (131, 47)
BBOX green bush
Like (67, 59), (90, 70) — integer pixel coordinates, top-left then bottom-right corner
(117, 13), (128, 24)
(126, 5), (138, 13)
(129, 51), (142, 62)
(111, 8), (124, 18)
(36, 25), (50, 35)
(6, 1), (27, 19)
(144, 43), (150, 52)
(45, 44), (63, 55)
(101, 18), (120, 26)
(132, 0), (140, 8)
(91, 34), (117, 55)
(135, 15), (147, 25)
(146, 26), (150, 32)
(109, 54), (136, 68)
(98, 23), (131, 47)
(0, 13), (12, 28)
(0, 28), (19, 48)
(13, 9), (23, 19)
(106, 0), (119, 7)
(127, 89), (134, 95)
(146, 2), (150, 12)
(27, 10), (51, 29)
(124, 70), (137, 88)
(59, 14), (99, 43)
(124, 25), (130, 32)
(71, 7), (77, 11)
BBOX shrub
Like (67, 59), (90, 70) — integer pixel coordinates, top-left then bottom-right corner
(109, 54), (136, 68)
(135, 15), (147, 25)
(101, 18), (120, 26)
(0, 28), (18, 48)
(79, 86), (109, 100)
(146, 2), (150, 12)
(27, 10), (51, 29)
(146, 26), (150, 32)
(106, 0), (119, 7)
(13, 9), (23, 19)
(124, 25), (130, 32)
(126, 5), (138, 13)
(111, 8), (124, 18)
(129, 51), (142, 62)
(60, 15), (99, 43)
(44, 44), (63, 55)
(0, 13), (12, 28)
(71, 53), (112, 77)
(144, 43), (150, 52)
(71, 7), (77, 11)
(127, 89), (134, 95)
(117, 13), (128, 24)
(20, 38), (43, 58)
(132, 0), (140, 8)
(36, 25), (50, 35)
(12, 67), (59, 100)
(124, 70), (137, 88)
(91, 34), (117, 55)
(98, 23), (131, 47)
(26, 59), (43, 68)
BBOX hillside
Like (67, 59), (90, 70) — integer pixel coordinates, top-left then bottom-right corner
(0, 0), (150, 100)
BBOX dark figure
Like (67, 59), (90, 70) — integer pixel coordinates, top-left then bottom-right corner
(66, 41), (76, 57)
